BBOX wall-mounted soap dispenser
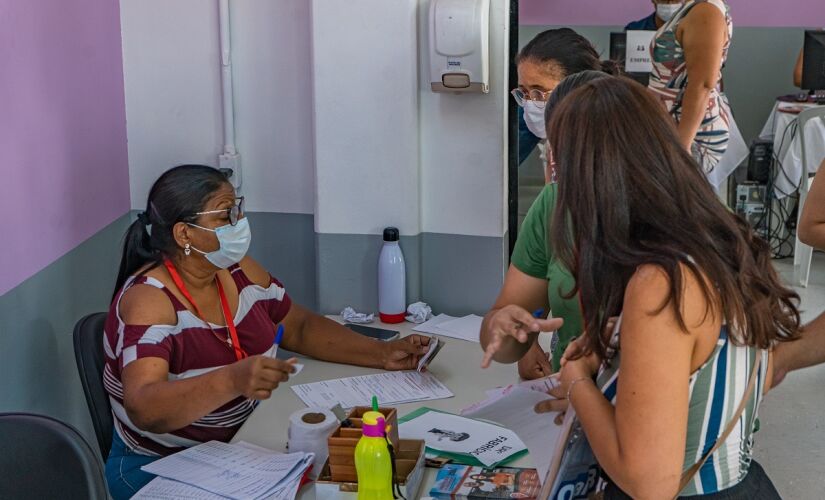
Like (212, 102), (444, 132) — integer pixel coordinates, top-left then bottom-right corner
(429, 0), (490, 94)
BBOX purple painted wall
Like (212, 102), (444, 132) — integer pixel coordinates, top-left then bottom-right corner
(520, 0), (825, 28)
(0, 0), (130, 296)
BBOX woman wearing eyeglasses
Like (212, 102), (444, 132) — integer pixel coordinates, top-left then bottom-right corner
(102, 165), (432, 499)
(514, 28), (619, 176)
(482, 71), (615, 384)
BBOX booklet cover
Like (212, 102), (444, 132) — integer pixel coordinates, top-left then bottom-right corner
(430, 464), (541, 499)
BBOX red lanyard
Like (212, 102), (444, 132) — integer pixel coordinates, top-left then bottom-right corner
(164, 259), (247, 361)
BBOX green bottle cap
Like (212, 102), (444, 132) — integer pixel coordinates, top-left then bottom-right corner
(371, 395), (379, 412)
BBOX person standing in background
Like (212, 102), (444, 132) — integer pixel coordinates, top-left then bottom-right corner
(625, 0), (685, 31)
(649, 0), (745, 177)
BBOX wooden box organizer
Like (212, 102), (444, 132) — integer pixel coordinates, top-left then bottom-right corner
(316, 439), (426, 496)
(327, 406), (400, 483)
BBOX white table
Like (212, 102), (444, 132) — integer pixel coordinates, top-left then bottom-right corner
(232, 317), (533, 499)
(759, 100), (825, 198)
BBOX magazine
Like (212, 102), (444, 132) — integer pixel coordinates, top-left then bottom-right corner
(430, 464), (541, 499)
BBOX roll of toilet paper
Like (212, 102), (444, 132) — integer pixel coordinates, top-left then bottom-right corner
(287, 407), (338, 479)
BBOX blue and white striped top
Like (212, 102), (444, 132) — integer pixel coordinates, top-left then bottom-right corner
(597, 317), (768, 496)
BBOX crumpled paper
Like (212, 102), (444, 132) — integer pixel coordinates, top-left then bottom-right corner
(405, 302), (432, 324)
(341, 307), (374, 324)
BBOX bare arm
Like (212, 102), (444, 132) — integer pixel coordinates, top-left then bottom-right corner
(239, 257), (429, 370)
(480, 265), (559, 366)
(561, 266), (713, 498)
(794, 48), (804, 88)
(675, 4), (727, 150)
(120, 286), (294, 434)
(773, 311), (825, 389)
(797, 160), (825, 249)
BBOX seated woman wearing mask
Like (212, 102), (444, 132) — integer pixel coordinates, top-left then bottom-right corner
(515, 28), (619, 171)
(482, 71), (614, 380)
(526, 78), (795, 498)
(103, 165), (431, 498)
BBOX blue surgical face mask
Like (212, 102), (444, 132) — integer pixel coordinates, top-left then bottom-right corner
(187, 217), (252, 269)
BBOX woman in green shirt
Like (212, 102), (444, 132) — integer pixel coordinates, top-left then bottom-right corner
(481, 71), (613, 379)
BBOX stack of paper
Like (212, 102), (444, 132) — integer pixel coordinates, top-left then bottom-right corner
(461, 377), (568, 485)
(135, 441), (312, 500)
(413, 314), (483, 343)
(291, 370), (453, 408)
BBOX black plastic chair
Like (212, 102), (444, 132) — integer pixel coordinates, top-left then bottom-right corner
(73, 312), (113, 460)
(0, 413), (108, 499)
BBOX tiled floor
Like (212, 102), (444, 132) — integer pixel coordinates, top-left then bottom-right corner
(754, 253), (825, 498)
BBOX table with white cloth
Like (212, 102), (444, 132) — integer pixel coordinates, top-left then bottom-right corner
(759, 100), (825, 198)
(231, 317), (537, 499)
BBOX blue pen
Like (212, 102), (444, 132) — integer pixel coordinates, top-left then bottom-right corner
(533, 309), (545, 319)
(272, 324), (284, 359)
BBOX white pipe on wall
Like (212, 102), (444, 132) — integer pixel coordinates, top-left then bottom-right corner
(218, 0), (241, 187)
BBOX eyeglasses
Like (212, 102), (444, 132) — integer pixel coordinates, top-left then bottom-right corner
(511, 88), (553, 107)
(192, 197), (245, 226)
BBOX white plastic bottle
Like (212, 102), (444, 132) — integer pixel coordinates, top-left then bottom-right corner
(378, 227), (406, 324)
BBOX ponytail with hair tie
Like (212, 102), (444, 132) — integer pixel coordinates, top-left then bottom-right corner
(112, 165), (232, 302)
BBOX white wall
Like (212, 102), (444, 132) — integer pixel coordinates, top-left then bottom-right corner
(418, 0), (509, 238)
(121, 0), (222, 210)
(311, 0), (421, 236)
(120, 0), (508, 239)
(120, 0), (315, 214)
(311, 0), (509, 238)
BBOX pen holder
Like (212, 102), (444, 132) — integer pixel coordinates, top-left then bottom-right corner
(327, 406), (399, 483)
(317, 439), (426, 495)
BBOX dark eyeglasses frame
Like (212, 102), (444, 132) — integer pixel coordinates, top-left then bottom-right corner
(189, 196), (245, 226)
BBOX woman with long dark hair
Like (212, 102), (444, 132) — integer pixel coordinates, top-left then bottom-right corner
(547, 79), (799, 498)
(103, 165), (431, 498)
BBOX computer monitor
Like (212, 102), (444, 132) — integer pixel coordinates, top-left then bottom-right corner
(802, 30), (825, 91)
(609, 32), (650, 87)
(609, 32), (627, 62)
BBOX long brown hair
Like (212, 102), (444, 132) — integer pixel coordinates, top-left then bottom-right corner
(547, 78), (799, 359)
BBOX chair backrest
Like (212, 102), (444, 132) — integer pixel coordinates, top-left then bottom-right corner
(73, 312), (113, 460)
(797, 107), (825, 178)
(0, 412), (108, 500)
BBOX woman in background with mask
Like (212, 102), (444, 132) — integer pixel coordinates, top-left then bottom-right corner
(483, 71), (615, 382)
(102, 165), (431, 499)
(514, 28), (619, 173)
(626, 0), (686, 31)
(649, 0), (743, 176)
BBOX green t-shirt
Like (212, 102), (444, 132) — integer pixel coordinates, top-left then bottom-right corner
(511, 183), (582, 369)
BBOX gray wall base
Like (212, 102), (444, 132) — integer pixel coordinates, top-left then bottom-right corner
(246, 212), (317, 311)
(0, 213), (132, 443)
(316, 232), (505, 316)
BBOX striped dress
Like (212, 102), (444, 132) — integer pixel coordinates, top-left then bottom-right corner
(597, 318), (769, 496)
(648, 0), (734, 175)
(103, 264), (291, 457)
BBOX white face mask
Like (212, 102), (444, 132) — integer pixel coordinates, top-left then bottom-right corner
(656, 3), (682, 22)
(523, 100), (547, 140)
(188, 217), (252, 269)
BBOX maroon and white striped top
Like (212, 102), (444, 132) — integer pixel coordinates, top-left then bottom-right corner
(103, 264), (291, 457)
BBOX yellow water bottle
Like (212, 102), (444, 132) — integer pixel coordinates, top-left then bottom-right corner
(354, 410), (393, 500)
